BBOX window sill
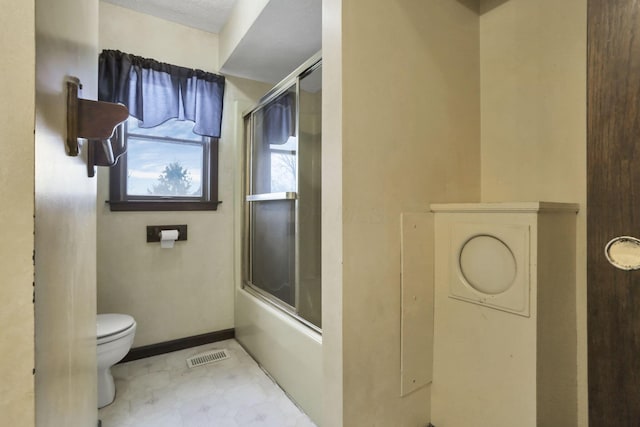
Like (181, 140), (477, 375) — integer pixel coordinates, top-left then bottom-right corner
(107, 200), (221, 212)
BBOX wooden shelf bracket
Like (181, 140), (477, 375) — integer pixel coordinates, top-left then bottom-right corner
(66, 76), (129, 177)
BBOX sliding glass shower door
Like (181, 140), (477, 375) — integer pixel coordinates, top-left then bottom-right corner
(243, 55), (322, 330)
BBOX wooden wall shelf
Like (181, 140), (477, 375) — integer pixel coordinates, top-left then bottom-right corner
(66, 77), (128, 177)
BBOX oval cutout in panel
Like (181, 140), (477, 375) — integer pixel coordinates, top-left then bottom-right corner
(459, 234), (517, 295)
(604, 236), (640, 270)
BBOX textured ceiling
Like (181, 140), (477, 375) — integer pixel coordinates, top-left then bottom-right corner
(101, 0), (237, 33)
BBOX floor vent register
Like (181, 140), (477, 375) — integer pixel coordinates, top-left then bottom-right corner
(186, 349), (230, 368)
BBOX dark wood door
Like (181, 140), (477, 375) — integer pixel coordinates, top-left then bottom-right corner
(588, 0), (640, 424)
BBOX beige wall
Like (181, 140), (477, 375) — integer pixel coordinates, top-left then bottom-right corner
(218, 0), (270, 68)
(321, 0), (343, 425)
(479, 0), (587, 424)
(99, 2), (218, 71)
(0, 0), (35, 425)
(34, 0), (100, 425)
(326, 1), (481, 425)
(97, 2), (272, 346)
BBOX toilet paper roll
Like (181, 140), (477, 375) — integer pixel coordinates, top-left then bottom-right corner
(159, 229), (179, 249)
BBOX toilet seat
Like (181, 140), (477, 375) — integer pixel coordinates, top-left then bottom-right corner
(97, 314), (136, 345)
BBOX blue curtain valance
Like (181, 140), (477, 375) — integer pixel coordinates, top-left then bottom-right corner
(98, 49), (225, 138)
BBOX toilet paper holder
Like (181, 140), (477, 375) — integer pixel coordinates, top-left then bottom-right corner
(146, 224), (188, 243)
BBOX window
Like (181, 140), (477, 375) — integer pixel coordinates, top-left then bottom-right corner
(108, 117), (219, 211)
(98, 50), (225, 212)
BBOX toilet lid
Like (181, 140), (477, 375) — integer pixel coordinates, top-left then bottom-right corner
(97, 314), (135, 339)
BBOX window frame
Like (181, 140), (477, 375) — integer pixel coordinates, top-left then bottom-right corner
(108, 120), (220, 212)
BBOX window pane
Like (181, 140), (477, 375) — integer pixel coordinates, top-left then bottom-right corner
(127, 117), (203, 141)
(126, 138), (204, 197)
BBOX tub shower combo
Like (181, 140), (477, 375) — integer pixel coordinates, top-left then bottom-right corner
(242, 54), (323, 331)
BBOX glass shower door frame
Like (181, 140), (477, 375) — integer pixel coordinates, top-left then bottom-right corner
(242, 52), (322, 332)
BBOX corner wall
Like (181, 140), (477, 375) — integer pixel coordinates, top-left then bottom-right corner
(479, 0), (587, 424)
(331, 1), (481, 425)
(34, 0), (100, 425)
(0, 0), (35, 425)
(321, 0), (344, 425)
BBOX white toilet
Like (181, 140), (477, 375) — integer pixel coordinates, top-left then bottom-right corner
(97, 313), (136, 408)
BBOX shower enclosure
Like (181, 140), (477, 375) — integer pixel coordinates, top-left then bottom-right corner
(243, 54), (322, 330)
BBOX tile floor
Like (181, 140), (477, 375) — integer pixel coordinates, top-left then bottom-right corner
(98, 339), (317, 427)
